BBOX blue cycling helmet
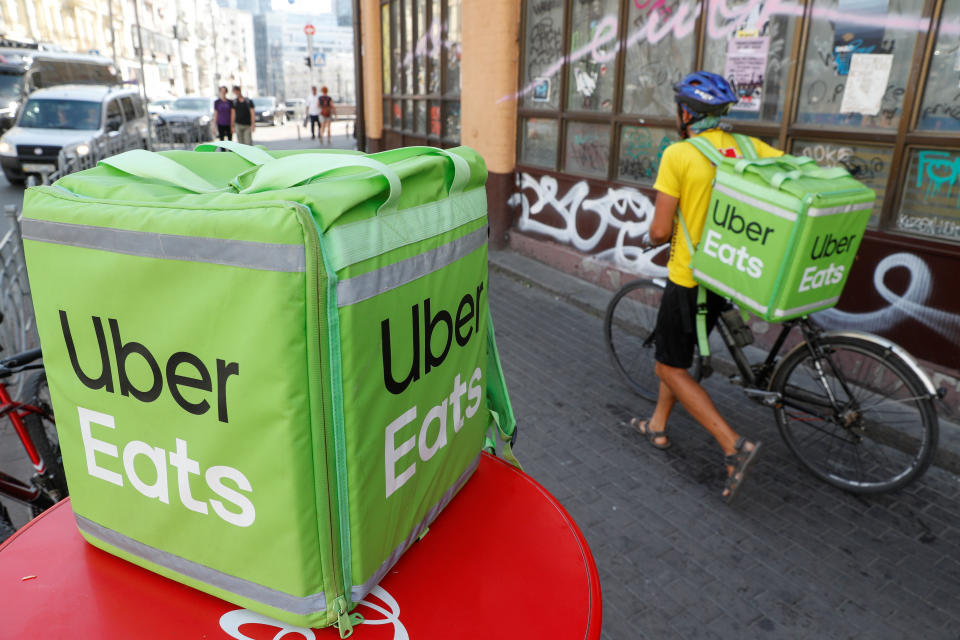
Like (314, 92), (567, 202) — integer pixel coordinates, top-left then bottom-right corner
(673, 71), (738, 118)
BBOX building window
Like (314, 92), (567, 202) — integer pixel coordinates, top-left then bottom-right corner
(517, 0), (960, 244)
(380, 0), (461, 144)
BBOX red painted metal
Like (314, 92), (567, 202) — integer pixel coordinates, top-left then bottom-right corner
(0, 452), (602, 639)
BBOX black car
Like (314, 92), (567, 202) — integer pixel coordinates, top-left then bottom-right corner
(252, 96), (285, 126)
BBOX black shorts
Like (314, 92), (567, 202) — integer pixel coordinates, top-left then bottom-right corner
(653, 281), (726, 369)
(217, 124), (232, 141)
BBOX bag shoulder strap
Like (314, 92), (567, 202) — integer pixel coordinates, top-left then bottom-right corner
(732, 133), (759, 160)
(483, 309), (521, 469)
(98, 149), (223, 193)
(686, 136), (726, 166)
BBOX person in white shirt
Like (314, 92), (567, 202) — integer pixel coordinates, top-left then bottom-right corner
(307, 86), (321, 139)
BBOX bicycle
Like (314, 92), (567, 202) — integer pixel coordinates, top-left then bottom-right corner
(604, 276), (943, 494)
(0, 348), (65, 541)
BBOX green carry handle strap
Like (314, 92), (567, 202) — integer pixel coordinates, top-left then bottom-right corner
(770, 165), (850, 189)
(369, 146), (472, 195)
(193, 140), (276, 165)
(675, 213), (712, 358)
(484, 309), (521, 470)
(240, 154), (403, 214)
(98, 149), (225, 193)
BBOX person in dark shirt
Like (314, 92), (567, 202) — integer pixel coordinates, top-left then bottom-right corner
(318, 86), (336, 144)
(213, 86), (233, 142)
(231, 85), (255, 145)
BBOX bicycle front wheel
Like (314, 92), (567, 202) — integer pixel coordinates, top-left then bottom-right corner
(771, 335), (938, 494)
(604, 279), (700, 403)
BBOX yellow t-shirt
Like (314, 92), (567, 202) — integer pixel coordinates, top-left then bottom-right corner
(653, 129), (783, 287)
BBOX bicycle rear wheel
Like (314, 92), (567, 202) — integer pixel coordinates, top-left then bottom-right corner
(22, 371), (66, 504)
(771, 335), (938, 493)
(604, 279), (700, 403)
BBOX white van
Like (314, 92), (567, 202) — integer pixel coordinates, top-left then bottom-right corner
(0, 84), (147, 184)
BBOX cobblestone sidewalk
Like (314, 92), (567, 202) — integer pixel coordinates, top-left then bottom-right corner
(488, 264), (960, 640)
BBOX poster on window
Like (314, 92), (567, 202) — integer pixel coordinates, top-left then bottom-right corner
(833, 0), (890, 75)
(724, 36), (769, 112)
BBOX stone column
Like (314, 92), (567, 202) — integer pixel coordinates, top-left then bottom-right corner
(460, 0), (521, 249)
(360, 0), (384, 152)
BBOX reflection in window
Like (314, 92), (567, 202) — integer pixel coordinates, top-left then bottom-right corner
(429, 0), (442, 94)
(565, 121), (610, 177)
(404, 0), (414, 93)
(520, 0), (564, 110)
(520, 118), (559, 168)
(445, 0), (462, 96)
(415, 100), (427, 133)
(404, 99), (413, 131)
(382, 4), (391, 95)
(391, 0), (401, 93)
(791, 139), (891, 227)
(916, 1), (960, 131)
(897, 148), (960, 242)
(796, 0), (923, 130)
(443, 101), (460, 139)
(618, 126), (677, 185)
(622, 0), (695, 117)
(416, 0), (427, 94)
(566, 0), (618, 112)
(701, 0), (798, 123)
(429, 100), (442, 136)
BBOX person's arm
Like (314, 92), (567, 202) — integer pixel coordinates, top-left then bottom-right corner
(649, 192), (678, 246)
(249, 105), (255, 132)
(331, 101), (337, 118)
(231, 104), (236, 133)
(648, 144), (682, 246)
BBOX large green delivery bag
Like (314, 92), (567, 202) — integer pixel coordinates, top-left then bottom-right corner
(21, 142), (517, 635)
(682, 136), (875, 322)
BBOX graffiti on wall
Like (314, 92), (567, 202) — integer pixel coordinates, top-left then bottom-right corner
(817, 252), (960, 345)
(508, 172), (668, 276)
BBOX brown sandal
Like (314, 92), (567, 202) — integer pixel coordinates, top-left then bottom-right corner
(723, 437), (762, 504)
(631, 417), (671, 450)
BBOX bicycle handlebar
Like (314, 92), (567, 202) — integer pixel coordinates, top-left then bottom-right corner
(0, 348), (43, 379)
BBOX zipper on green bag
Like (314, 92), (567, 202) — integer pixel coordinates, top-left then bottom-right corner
(288, 202), (357, 637)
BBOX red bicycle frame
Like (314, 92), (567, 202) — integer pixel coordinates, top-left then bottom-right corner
(0, 381), (47, 474)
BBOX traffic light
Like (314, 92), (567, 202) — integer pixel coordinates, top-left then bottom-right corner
(304, 56), (312, 68)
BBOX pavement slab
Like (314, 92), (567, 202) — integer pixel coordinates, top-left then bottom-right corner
(487, 258), (960, 640)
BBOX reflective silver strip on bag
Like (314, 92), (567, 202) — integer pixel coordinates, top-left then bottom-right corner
(712, 183), (798, 222)
(773, 296), (842, 318)
(22, 219), (306, 273)
(350, 452), (481, 601)
(75, 515), (327, 614)
(693, 269), (769, 315)
(337, 226), (487, 307)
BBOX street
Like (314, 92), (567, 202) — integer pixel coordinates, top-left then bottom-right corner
(490, 252), (960, 639)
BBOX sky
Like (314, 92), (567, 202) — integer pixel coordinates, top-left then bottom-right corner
(271, 0), (333, 12)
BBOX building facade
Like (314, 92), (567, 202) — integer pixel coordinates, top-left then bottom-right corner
(253, 9), (356, 103)
(360, 0), (960, 393)
(0, 0), (257, 99)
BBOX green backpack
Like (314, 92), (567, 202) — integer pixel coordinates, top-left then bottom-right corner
(677, 134), (875, 353)
(21, 141), (517, 635)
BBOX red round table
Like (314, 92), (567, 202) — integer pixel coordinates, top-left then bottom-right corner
(0, 452), (601, 639)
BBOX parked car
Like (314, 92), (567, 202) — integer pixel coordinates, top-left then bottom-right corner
(251, 96), (284, 126)
(0, 84), (147, 185)
(147, 97), (175, 116)
(0, 50), (119, 133)
(154, 95), (214, 143)
(284, 98), (305, 122)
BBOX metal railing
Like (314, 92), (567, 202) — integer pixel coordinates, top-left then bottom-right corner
(0, 205), (37, 395)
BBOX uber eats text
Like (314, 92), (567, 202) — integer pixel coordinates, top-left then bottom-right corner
(380, 283), (484, 499)
(701, 202), (774, 279)
(60, 312), (255, 527)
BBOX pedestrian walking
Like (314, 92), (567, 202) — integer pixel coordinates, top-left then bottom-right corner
(307, 86), (321, 139)
(213, 86), (233, 142)
(633, 71), (779, 503)
(231, 85), (255, 145)
(318, 86), (336, 145)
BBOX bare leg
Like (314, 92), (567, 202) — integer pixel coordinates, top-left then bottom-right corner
(655, 362), (757, 498)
